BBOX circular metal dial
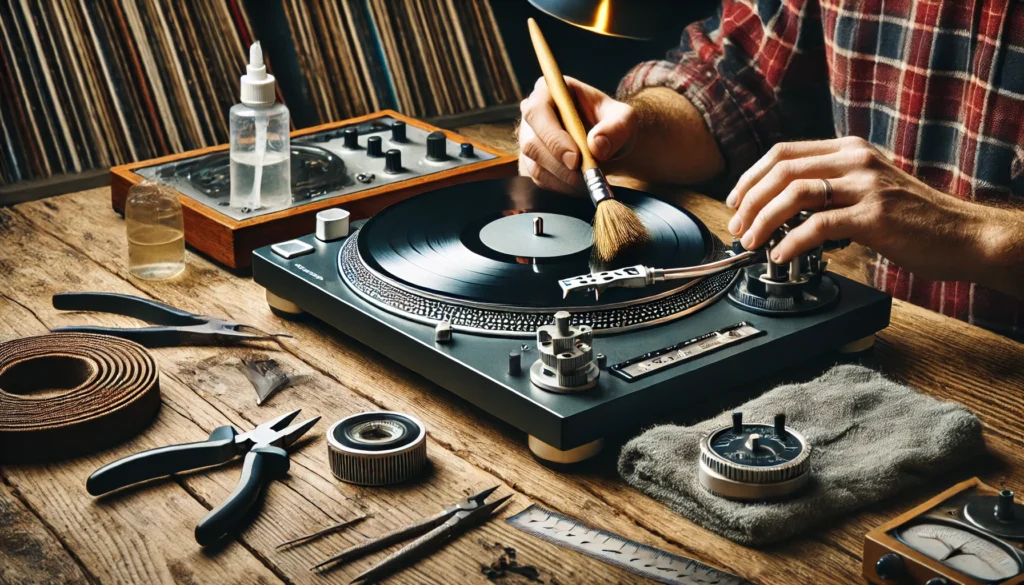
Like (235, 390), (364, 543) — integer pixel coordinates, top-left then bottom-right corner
(708, 424), (806, 467)
(895, 522), (1021, 582)
(698, 416), (810, 500)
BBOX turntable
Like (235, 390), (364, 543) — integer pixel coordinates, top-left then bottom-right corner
(252, 177), (891, 463)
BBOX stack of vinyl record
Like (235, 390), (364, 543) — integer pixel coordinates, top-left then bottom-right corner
(0, 0), (521, 187)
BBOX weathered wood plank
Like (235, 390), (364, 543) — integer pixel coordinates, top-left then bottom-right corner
(0, 205), (649, 584)
(0, 478), (92, 585)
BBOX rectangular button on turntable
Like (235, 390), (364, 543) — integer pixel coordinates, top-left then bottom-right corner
(271, 240), (315, 260)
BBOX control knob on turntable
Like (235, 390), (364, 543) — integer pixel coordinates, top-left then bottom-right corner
(530, 311), (599, 393)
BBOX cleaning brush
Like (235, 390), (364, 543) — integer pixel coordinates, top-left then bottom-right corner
(527, 18), (650, 263)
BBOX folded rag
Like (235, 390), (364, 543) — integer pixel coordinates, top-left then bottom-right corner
(618, 364), (985, 546)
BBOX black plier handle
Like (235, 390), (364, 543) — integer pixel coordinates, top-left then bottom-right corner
(86, 409), (318, 547)
(86, 425), (291, 547)
(52, 292), (206, 346)
(53, 292), (206, 325)
(86, 425), (240, 495)
(50, 292), (288, 347)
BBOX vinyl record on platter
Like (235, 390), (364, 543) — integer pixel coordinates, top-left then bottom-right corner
(353, 177), (711, 308)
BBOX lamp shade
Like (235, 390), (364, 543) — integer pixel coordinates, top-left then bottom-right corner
(527, 0), (655, 40)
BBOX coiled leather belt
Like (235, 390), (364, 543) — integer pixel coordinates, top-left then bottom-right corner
(0, 333), (160, 463)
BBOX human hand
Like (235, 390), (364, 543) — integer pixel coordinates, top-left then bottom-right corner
(518, 77), (637, 193)
(726, 136), (998, 283)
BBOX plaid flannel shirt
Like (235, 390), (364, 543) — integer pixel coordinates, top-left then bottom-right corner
(620, 0), (1024, 340)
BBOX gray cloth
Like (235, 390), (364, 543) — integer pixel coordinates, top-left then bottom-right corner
(618, 364), (985, 546)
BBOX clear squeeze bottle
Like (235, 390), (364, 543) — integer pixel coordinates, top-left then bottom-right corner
(230, 41), (291, 210)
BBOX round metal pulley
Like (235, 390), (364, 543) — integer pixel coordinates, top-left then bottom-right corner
(327, 411), (427, 486)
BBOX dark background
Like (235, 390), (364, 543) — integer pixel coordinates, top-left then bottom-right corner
(492, 1), (720, 96)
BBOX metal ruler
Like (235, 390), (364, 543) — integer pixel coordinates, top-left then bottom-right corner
(507, 504), (753, 585)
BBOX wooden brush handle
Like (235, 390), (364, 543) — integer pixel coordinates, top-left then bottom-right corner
(528, 18), (598, 173)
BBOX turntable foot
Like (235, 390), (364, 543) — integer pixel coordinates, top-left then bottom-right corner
(266, 289), (305, 319)
(528, 435), (604, 464)
(839, 335), (875, 354)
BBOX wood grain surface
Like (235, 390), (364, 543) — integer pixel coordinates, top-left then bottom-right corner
(1, 122), (1022, 585)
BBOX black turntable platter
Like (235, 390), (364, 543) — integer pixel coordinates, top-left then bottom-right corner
(339, 178), (740, 335)
(353, 177), (710, 307)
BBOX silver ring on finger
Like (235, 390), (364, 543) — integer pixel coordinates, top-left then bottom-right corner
(819, 178), (834, 210)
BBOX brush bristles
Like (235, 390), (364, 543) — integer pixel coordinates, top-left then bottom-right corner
(592, 199), (650, 263)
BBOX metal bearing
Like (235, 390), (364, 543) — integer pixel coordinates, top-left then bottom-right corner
(327, 411), (427, 486)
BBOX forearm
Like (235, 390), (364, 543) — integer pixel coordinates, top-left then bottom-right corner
(976, 205), (1024, 299)
(605, 88), (724, 185)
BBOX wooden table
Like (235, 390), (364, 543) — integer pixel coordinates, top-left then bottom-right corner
(2, 123), (1022, 585)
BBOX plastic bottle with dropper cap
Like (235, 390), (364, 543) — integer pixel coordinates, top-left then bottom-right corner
(230, 41), (291, 210)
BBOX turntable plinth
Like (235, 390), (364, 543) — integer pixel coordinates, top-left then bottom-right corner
(253, 177), (893, 461)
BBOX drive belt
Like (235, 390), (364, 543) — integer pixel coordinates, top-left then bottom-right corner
(0, 333), (160, 463)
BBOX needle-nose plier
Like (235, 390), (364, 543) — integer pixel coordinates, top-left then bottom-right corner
(87, 409), (320, 546)
(51, 292), (291, 347)
(312, 485), (511, 583)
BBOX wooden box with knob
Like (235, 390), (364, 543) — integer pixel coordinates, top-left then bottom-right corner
(863, 477), (1024, 585)
(110, 110), (517, 270)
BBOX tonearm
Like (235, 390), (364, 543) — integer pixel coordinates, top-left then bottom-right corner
(560, 212), (850, 300)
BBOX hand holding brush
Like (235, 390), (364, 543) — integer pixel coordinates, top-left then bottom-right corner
(527, 18), (651, 263)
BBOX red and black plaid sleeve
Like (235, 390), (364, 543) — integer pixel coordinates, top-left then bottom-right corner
(618, 0), (834, 185)
(619, 0), (1024, 340)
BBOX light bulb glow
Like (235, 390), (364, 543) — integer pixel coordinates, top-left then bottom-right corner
(592, 0), (610, 32)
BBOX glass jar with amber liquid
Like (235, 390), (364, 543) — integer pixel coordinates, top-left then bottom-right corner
(125, 181), (185, 280)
